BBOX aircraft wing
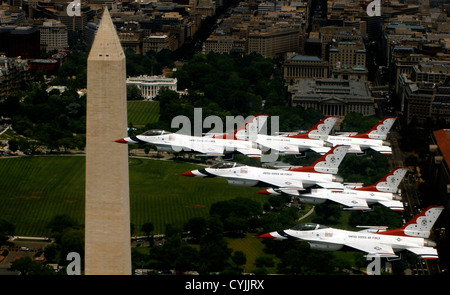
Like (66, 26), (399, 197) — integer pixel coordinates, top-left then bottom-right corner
(406, 247), (438, 259)
(309, 147), (331, 155)
(317, 182), (345, 190)
(257, 141), (300, 154)
(236, 147), (262, 158)
(183, 141), (225, 156)
(260, 177), (305, 190)
(326, 194), (371, 210)
(370, 146), (392, 155)
(345, 242), (397, 258)
(377, 200), (404, 211)
(348, 145), (363, 153)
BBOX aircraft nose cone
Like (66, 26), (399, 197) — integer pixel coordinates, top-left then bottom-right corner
(115, 138), (128, 144)
(257, 233), (275, 239)
(180, 171), (196, 177)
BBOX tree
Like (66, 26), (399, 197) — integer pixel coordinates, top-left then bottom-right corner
(312, 204), (341, 225)
(141, 222), (155, 246)
(184, 217), (207, 242)
(231, 250), (246, 271)
(0, 219), (14, 246)
(127, 84), (143, 100)
(47, 215), (76, 238)
(254, 255), (275, 268)
(8, 256), (55, 275)
(199, 238), (232, 273)
(174, 244), (200, 272)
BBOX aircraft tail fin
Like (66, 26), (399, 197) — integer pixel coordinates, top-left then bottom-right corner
(354, 167), (409, 193)
(288, 116), (338, 140)
(351, 117), (397, 140)
(379, 206), (444, 238)
(214, 114), (268, 140)
(289, 145), (349, 174)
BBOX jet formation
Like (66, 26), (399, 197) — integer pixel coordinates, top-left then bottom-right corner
(116, 115), (396, 157)
(117, 114), (444, 260)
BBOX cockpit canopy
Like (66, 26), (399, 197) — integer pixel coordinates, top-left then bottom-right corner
(290, 223), (328, 231)
(210, 162), (246, 169)
(141, 129), (171, 136)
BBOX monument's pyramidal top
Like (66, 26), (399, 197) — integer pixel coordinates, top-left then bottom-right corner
(88, 8), (124, 61)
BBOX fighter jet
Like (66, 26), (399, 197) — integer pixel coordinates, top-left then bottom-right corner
(258, 167), (409, 211)
(115, 115), (268, 158)
(324, 117), (397, 155)
(181, 145), (349, 190)
(259, 206), (444, 259)
(254, 116), (338, 155)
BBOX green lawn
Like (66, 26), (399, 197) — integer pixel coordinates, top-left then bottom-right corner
(0, 155), (268, 236)
(127, 101), (159, 127)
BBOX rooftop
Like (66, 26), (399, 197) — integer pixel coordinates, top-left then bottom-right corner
(433, 129), (450, 169)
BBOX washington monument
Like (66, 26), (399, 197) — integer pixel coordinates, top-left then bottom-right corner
(85, 8), (131, 275)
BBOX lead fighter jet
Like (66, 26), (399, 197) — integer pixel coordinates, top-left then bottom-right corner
(115, 115), (268, 158)
(259, 206), (444, 259)
(258, 167), (409, 211)
(181, 145), (350, 190)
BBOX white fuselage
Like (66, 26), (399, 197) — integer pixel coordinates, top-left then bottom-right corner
(305, 188), (399, 204)
(272, 227), (428, 253)
(133, 133), (259, 155)
(325, 135), (391, 154)
(191, 165), (343, 189)
(255, 134), (331, 154)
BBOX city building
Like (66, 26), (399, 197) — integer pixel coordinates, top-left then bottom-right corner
(117, 21), (143, 54)
(427, 129), (450, 206)
(283, 53), (329, 82)
(0, 26), (40, 58)
(288, 78), (375, 116)
(126, 75), (177, 100)
(331, 63), (368, 81)
(247, 24), (302, 58)
(398, 61), (450, 125)
(204, 34), (246, 54)
(328, 41), (366, 70)
(143, 33), (175, 53)
(40, 19), (68, 52)
(0, 56), (30, 101)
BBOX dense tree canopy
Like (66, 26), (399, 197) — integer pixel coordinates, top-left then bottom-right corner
(0, 82), (86, 152)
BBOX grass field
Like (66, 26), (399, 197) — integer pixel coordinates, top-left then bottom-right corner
(0, 155), (268, 236)
(127, 101), (160, 127)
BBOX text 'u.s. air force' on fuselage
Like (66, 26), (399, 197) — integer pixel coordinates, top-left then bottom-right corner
(258, 206), (444, 260)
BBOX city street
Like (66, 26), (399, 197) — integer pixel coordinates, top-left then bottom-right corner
(0, 239), (52, 275)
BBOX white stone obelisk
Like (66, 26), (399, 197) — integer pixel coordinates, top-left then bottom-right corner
(85, 8), (131, 275)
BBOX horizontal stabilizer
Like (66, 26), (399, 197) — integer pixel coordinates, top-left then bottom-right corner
(371, 145), (392, 155)
(378, 200), (404, 211)
(406, 247), (439, 259)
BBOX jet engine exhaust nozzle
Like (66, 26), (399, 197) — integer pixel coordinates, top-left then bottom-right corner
(332, 175), (343, 183)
